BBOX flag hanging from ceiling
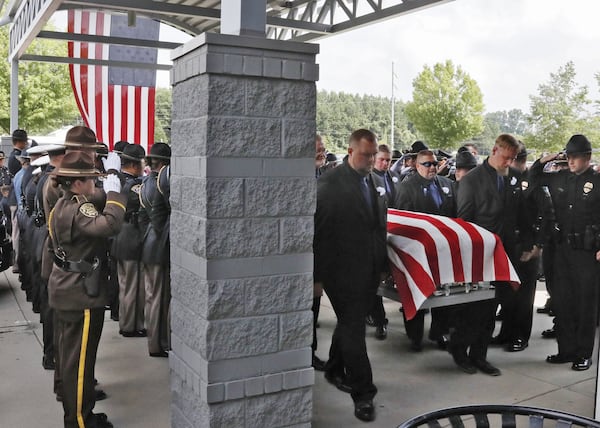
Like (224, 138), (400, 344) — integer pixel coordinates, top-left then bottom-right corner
(386, 209), (521, 320)
(67, 10), (159, 152)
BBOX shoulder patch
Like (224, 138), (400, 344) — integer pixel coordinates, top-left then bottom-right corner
(131, 183), (142, 195)
(79, 202), (99, 218)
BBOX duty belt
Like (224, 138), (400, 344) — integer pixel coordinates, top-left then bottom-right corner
(54, 254), (99, 274)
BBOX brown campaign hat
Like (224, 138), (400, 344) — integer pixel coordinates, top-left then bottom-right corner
(51, 151), (105, 178)
(63, 126), (105, 149)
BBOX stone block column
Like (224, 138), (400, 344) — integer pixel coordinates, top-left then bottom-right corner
(169, 33), (319, 427)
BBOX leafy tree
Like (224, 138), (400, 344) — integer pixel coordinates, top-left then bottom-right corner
(154, 87), (171, 143)
(0, 24), (79, 134)
(316, 90), (418, 153)
(405, 60), (484, 149)
(524, 61), (591, 152)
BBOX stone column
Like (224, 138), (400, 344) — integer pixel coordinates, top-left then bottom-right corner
(169, 33), (319, 427)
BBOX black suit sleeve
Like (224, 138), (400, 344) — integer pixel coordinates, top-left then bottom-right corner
(313, 177), (338, 284)
(393, 181), (415, 211)
(456, 174), (477, 222)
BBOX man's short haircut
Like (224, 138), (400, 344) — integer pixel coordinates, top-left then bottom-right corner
(349, 129), (377, 147)
(378, 144), (391, 154)
(416, 149), (435, 162)
(495, 134), (519, 151)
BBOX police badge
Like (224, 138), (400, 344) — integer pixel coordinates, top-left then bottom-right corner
(583, 182), (593, 194)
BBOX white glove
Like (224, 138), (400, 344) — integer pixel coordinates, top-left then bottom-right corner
(102, 152), (121, 173)
(103, 174), (121, 194)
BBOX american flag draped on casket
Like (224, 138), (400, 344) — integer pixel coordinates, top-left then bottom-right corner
(387, 209), (520, 320)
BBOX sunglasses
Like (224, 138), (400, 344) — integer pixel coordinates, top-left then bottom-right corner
(420, 161), (439, 168)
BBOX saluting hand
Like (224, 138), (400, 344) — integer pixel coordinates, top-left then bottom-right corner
(596, 250), (600, 262)
(539, 153), (559, 165)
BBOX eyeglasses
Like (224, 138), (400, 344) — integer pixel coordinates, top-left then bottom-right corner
(420, 161), (439, 168)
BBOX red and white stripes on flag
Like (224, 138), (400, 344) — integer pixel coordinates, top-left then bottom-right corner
(387, 209), (520, 320)
(67, 10), (158, 152)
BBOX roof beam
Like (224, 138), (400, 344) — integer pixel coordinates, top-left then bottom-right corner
(37, 30), (182, 50)
(20, 54), (172, 70)
(60, 0), (221, 20)
(9, 0), (62, 61)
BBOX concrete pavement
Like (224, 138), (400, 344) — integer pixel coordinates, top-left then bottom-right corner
(0, 269), (596, 427)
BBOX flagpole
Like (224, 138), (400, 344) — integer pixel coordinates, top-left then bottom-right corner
(391, 61), (395, 148)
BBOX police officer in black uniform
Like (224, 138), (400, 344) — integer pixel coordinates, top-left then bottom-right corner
(113, 144), (147, 337)
(139, 143), (171, 357)
(529, 134), (600, 371)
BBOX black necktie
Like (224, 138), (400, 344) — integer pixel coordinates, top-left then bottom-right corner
(497, 174), (505, 193)
(361, 177), (373, 213)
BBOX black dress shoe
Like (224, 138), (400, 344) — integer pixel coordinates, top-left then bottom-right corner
(95, 389), (108, 401)
(42, 356), (55, 370)
(435, 335), (449, 350)
(572, 357), (592, 371)
(410, 340), (423, 352)
(541, 328), (556, 339)
(150, 350), (169, 358)
(546, 354), (575, 364)
(312, 354), (326, 371)
(354, 399), (375, 422)
(324, 372), (352, 394)
(449, 347), (476, 374)
(471, 359), (501, 376)
(490, 335), (509, 345)
(506, 339), (528, 352)
(120, 329), (146, 337)
(375, 325), (387, 340)
(365, 315), (376, 327)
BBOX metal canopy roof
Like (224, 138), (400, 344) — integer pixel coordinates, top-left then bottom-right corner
(4, 0), (451, 68)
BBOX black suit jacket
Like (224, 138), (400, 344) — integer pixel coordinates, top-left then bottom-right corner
(457, 158), (532, 261)
(393, 173), (456, 217)
(314, 161), (388, 290)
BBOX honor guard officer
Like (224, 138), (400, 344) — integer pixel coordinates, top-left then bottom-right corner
(48, 151), (125, 428)
(139, 143), (171, 357)
(113, 144), (147, 337)
(530, 134), (600, 371)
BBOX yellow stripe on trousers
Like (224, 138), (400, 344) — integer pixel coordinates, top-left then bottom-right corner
(77, 309), (91, 428)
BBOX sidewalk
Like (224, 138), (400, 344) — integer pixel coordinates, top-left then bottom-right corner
(0, 269), (596, 427)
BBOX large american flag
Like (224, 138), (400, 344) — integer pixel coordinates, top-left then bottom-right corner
(387, 209), (520, 320)
(67, 10), (159, 152)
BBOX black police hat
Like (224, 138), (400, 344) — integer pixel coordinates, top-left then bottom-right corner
(120, 144), (146, 162)
(12, 129), (27, 141)
(392, 149), (402, 160)
(455, 151), (478, 169)
(408, 140), (429, 156)
(147, 142), (171, 160)
(565, 134), (592, 155)
(436, 149), (452, 160)
(113, 140), (129, 154)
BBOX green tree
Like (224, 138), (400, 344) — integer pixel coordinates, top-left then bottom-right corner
(316, 90), (418, 153)
(524, 61), (591, 152)
(405, 60), (484, 149)
(154, 87), (171, 143)
(0, 24), (79, 134)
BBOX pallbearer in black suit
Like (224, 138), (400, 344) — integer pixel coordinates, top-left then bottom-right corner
(455, 134), (533, 376)
(367, 144), (402, 340)
(314, 129), (388, 422)
(392, 150), (456, 351)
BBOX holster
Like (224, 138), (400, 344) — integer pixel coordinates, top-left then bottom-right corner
(54, 254), (102, 297)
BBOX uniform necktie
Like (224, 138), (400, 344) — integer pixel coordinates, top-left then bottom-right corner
(428, 182), (442, 209)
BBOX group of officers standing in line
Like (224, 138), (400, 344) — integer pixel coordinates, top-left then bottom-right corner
(313, 130), (600, 423)
(6, 126), (171, 428)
